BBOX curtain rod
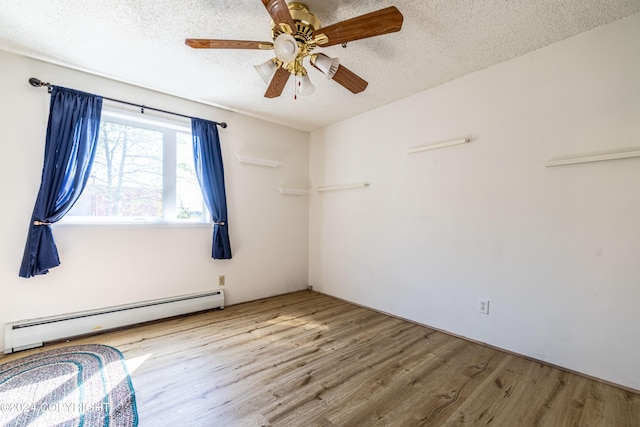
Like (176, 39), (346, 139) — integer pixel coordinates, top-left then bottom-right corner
(28, 77), (227, 129)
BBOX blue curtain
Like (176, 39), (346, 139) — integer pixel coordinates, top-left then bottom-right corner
(191, 118), (232, 259)
(19, 87), (103, 278)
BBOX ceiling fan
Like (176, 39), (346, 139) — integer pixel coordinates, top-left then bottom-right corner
(185, 0), (403, 98)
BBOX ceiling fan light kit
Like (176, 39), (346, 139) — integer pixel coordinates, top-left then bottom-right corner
(296, 73), (315, 95)
(310, 53), (339, 79)
(273, 33), (299, 62)
(254, 59), (279, 84)
(185, 0), (403, 99)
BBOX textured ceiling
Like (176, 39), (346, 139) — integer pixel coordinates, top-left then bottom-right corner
(1, 1), (639, 131)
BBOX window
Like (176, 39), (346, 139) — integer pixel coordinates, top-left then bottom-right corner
(64, 108), (208, 224)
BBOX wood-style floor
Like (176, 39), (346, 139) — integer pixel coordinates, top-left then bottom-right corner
(1, 291), (638, 426)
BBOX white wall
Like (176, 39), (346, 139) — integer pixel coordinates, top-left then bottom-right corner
(309, 14), (640, 391)
(0, 51), (309, 347)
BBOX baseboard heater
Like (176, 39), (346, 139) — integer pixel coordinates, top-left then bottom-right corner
(4, 289), (224, 354)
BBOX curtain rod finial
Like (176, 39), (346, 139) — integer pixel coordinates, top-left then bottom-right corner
(219, 122), (227, 129)
(29, 78), (51, 92)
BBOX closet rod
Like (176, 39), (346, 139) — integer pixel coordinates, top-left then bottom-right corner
(28, 77), (227, 128)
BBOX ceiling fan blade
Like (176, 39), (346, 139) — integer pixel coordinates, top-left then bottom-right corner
(331, 65), (368, 94)
(261, 0), (296, 34)
(265, 66), (290, 98)
(185, 39), (273, 49)
(313, 6), (403, 47)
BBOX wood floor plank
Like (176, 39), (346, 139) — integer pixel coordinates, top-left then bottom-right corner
(1, 291), (638, 426)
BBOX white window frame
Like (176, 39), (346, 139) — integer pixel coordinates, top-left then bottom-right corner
(59, 106), (210, 226)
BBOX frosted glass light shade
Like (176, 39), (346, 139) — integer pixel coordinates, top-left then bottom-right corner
(311, 53), (339, 79)
(273, 33), (298, 63)
(254, 59), (278, 84)
(296, 74), (315, 96)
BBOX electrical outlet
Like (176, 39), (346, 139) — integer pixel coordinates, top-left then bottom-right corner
(219, 275), (225, 286)
(478, 298), (489, 315)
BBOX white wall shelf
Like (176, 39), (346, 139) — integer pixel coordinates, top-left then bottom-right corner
(317, 182), (370, 192)
(544, 149), (640, 167)
(406, 138), (470, 154)
(278, 187), (308, 195)
(235, 154), (282, 167)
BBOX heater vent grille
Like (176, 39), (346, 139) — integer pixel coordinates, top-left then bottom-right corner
(5, 290), (224, 354)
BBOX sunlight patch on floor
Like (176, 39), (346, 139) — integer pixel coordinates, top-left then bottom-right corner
(124, 353), (152, 374)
